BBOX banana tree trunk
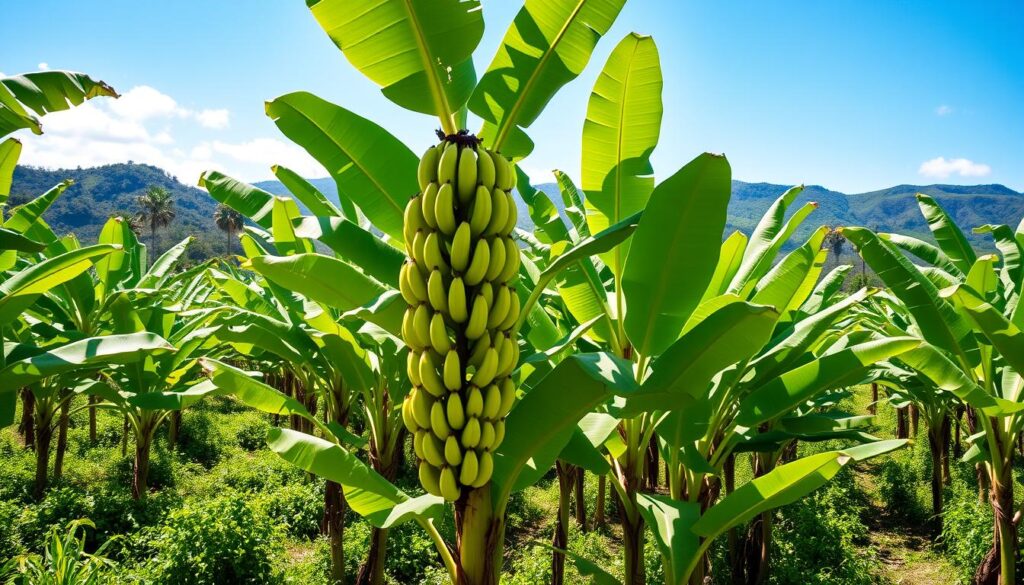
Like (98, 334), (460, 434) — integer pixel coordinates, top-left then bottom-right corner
(595, 474), (607, 530)
(645, 436), (660, 491)
(896, 406), (909, 439)
(455, 485), (505, 585)
(132, 417), (158, 500)
(574, 466), (587, 530)
(356, 422), (402, 585)
(942, 415), (952, 485)
(53, 398), (70, 481)
(20, 389), (35, 450)
(973, 428), (1017, 585)
(621, 506), (646, 585)
(32, 406), (54, 500)
(324, 480), (347, 585)
(869, 382), (878, 415)
(551, 462), (572, 585)
(910, 404), (919, 436)
(168, 410), (181, 450)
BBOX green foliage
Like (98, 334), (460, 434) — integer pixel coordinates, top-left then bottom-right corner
(940, 466), (993, 584)
(766, 469), (878, 585)
(876, 452), (928, 524)
(0, 519), (117, 585)
(255, 482), (323, 540)
(175, 410), (226, 468)
(144, 494), (283, 585)
(235, 413), (271, 452)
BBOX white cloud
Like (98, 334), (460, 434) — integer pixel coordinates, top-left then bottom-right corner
(918, 157), (991, 179)
(935, 105), (953, 116)
(194, 108), (230, 129)
(13, 84), (291, 184)
(37, 62), (49, 71)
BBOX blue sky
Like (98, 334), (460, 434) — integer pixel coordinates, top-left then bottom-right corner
(3, 0), (1022, 192)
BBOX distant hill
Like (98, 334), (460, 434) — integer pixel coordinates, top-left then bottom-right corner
(9, 163), (1022, 262)
(8, 163), (226, 261)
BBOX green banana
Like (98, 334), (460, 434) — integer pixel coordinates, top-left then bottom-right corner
(473, 348), (499, 387)
(418, 145), (439, 191)
(399, 263), (418, 305)
(448, 277), (468, 323)
(468, 332), (491, 368)
(430, 400), (451, 440)
(443, 350), (461, 391)
(437, 142), (458, 184)
(422, 432), (445, 467)
(487, 284), (510, 329)
(457, 147), (478, 204)
(444, 435), (463, 466)
(499, 290), (521, 331)
(419, 462), (442, 497)
(412, 304), (431, 349)
(407, 260), (428, 300)
(450, 222), (472, 272)
(479, 421), (495, 451)
(429, 312), (451, 354)
(420, 350), (447, 398)
(461, 417), (481, 448)
(402, 396), (419, 432)
(404, 195), (426, 246)
(427, 269), (448, 313)
(412, 387), (433, 429)
(413, 430), (425, 459)
(411, 230), (428, 273)
(497, 238), (520, 283)
(439, 466), (460, 501)
(496, 334), (515, 376)
(446, 392), (465, 430)
(477, 148), (495, 189)
(471, 451), (493, 488)
(459, 450), (479, 486)
(482, 383), (501, 419)
(421, 182), (439, 229)
(499, 377), (516, 415)
(465, 294), (489, 340)
(501, 190), (518, 236)
(435, 182), (457, 235)
(492, 151), (510, 191)
(469, 186), (492, 236)
(493, 419), (506, 450)
(406, 350), (422, 386)
(484, 186), (508, 237)
(466, 386), (484, 417)
(485, 236), (506, 283)
(423, 231), (449, 272)
(464, 239), (490, 286)
(477, 281), (494, 309)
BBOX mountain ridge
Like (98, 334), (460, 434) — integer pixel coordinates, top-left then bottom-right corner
(7, 163), (1021, 260)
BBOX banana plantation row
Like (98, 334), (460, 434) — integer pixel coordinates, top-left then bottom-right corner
(2, 1), (1022, 584)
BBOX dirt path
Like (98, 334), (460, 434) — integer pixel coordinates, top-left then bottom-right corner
(855, 463), (960, 585)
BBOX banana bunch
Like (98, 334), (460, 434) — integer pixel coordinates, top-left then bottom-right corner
(399, 131), (521, 502)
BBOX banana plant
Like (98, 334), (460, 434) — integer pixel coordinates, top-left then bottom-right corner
(842, 195), (1024, 585)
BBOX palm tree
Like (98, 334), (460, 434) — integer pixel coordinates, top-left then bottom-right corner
(213, 204), (244, 257)
(134, 186), (175, 256)
(822, 225), (845, 266)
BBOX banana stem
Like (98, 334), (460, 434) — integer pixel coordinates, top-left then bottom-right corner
(418, 517), (458, 582)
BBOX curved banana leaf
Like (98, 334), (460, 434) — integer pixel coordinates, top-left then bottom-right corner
(692, 440), (906, 540)
(975, 224), (1023, 300)
(271, 197), (313, 257)
(249, 253), (388, 313)
(882, 233), (964, 278)
(1, 71), (117, 137)
(554, 170), (589, 240)
(0, 227), (43, 253)
(582, 33), (663, 276)
(0, 332), (174, 393)
(266, 92), (417, 241)
(949, 286), (1024, 402)
(272, 164), (344, 219)
(616, 302), (778, 417)
(0, 244), (117, 326)
(736, 337), (921, 427)
(3, 180), (71, 238)
(0, 137), (20, 200)
(94, 217), (140, 298)
(636, 493), (701, 585)
(702, 231), (748, 302)
(199, 171), (275, 229)
(126, 379), (224, 411)
(622, 153), (730, 358)
(138, 236), (191, 290)
(493, 352), (636, 504)
(917, 193), (976, 274)
(751, 227), (827, 313)
(268, 427), (443, 528)
(727, 187), (809, 294)
(292, 216), (404, 288)
(307, 0), (482, 120)
(472, 0), (626, 159)
(517, 167), (571, 245)
(843, 227), (978, 367)
(799, 264), (851, 315)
